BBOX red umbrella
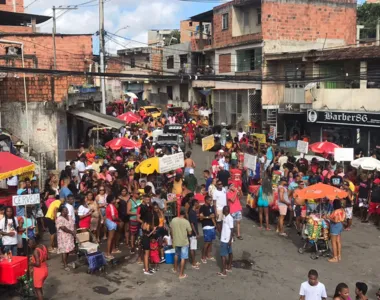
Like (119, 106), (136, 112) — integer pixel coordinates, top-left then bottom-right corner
(105, 138), (139, 150)
(309, 141), (341, 155)
(0, 152), (35, 180)
(117, 112), (141, 123)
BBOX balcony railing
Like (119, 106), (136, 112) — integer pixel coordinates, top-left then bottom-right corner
(284, 87), (305, 104)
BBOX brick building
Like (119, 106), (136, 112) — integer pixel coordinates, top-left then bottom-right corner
(0, 0), (96, 169)
(185, 0), (357, 130)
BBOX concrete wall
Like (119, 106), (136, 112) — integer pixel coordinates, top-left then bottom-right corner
(215, 42), (263, 75)
(0, 101), (59, 167)
(212, 2), (262, 49)
(232, 4), (261, 37)
(261, 0), (357, 54)
(162, 42), (191, 75)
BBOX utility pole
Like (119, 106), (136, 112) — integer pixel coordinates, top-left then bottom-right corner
(99, 0), (106, 114)
(52, 6), (77, 70)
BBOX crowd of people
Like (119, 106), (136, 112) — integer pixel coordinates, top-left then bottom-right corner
(1, 108), (380, 298)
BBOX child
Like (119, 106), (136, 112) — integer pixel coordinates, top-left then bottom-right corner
(149, 237), (160, 271)
(160, 233), (172, 262)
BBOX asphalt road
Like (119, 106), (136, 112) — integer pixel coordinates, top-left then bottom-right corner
(3, 144), (380, 300)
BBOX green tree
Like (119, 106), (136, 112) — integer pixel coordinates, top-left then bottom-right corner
(165, 30), (181, 46)
(357, 3), (380, 39)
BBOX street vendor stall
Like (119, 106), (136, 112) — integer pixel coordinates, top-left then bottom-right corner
(0, 152), (35, 181)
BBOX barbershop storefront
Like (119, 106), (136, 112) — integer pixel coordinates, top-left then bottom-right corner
(306, 110), (380, 156)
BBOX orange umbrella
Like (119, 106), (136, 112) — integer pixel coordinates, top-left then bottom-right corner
(294, 182), (348, 201)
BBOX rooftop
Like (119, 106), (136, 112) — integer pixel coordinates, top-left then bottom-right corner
(189, 10), (214, 23)
(0, 10), (51, 26)
(266, 45), (380, 62)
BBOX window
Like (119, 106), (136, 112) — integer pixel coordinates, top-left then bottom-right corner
(222, 13), (229, 30)
(167, 56), (174, 69)
(180, 54), (188, 67)
(146, 55), (150, 62)
(167, 86), (173, 100)
(243, 11), (250, 27)
(6, 46), (22, 55)
(130, 57), (135, 68)
(257, 8), (261, 25)
(0, 0), (5, 4)
(236, 48), (262, 72)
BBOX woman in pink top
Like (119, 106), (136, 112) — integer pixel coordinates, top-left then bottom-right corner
(227, 183), (243, 240)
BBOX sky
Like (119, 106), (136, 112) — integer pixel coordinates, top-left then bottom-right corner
(24, 0), (224, 54)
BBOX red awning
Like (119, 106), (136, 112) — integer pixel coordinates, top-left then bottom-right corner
(0, 152), (35, 180)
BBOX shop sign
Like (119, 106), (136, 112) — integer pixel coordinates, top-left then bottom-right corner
(307, 110), (380, 127)
(279, 103), (301, 113)
(279, 140), (297, 148)
(334, 148), (354, 162)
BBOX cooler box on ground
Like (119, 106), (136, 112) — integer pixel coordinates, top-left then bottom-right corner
(0, 256), (28, 285)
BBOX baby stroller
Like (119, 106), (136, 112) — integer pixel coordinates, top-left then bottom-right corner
(71, 228), (107, 273)
(298, 215), (330, 260)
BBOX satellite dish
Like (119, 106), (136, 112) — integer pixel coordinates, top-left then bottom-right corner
(304, 82), (318, 91)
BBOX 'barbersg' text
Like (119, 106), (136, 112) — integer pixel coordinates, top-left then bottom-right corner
(324, 112), (368, 123)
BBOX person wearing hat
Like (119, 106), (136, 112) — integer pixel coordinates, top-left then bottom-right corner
(277, 177), (291, 237)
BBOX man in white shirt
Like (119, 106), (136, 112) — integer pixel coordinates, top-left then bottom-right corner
(278, 150), (289, 173)
(212, 181), (227, 232)
(237, 128), (246, 141)
(75, 155), (86, 179)
(299, 269), (327, 300)
(218, 206), (234, 277)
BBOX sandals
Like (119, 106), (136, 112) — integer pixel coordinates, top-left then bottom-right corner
(217, 272), (227, 277)
(112, 249), (122, 254)
(191, 265), (200, 270)
(179, 274), (188, 279)
(237, 236), (243, 240)
(64, 266), (71, 272)
(226, 268), (232, 273)
(105, 255), (115, 260)
(266, 228), (271, 231)
(279, 232), (288, 237)
(328, 257), (339, 263)
(201, 258), (207, 264)
(207, 256), (216, 261)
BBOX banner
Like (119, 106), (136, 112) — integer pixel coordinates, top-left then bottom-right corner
(296, 140), (309, 154)
(12, 194), (40, 207)
(269, 126), (276, 140)
(159, 152), (184, 173)
(202, 134), (215, 151)
(334, 148), (354, 162)
(243, 153), (257, 170)
(252, 133), (266, 144)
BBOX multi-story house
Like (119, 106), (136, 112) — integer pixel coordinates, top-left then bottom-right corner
(186, 0), (356, 130)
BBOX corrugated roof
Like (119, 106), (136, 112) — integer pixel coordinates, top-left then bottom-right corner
(0, 10), (51, 26)
(266, 45), (380, 62)
(68, 109), (125, 129)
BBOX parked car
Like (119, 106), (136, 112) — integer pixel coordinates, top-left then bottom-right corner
(163, 124), (183, 135)
(155, 134), (185, 152)
(167, 106), (183, 115)
(140, 106), (162, 118)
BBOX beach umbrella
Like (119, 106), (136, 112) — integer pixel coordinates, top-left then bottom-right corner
(0, 152), (35, 180)
(351, 157), (380, 171)
(135, 157), (159, 174)
(294, 182), (348, 202)
(309, 141), (341, 155)
(117, 112), (141, 123)
(105, 138), (139, 150)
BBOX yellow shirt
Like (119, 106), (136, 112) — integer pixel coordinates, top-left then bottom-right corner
(45, 200), (62, 220)
(91, 162), (102, 173)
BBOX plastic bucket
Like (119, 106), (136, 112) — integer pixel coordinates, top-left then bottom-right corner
(164, 249), (175, 264)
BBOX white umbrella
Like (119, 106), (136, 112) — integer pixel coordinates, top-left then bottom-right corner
(295, 155), (329, 162)
(125, 92), (138, 98)
(350, 157), (380, 171)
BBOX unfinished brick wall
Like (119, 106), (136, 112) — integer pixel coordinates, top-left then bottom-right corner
(0, 0), (24, 13)
(219, 53), (231, 73)
(0, 34), (93, 71)
(151, 51), (163, 74)
(261, 0), (357, 45)
(0, 76), (86, 103)
(180, 20), (200, 43)
(212, 3), (262, 49)
(0, 25), (33, 33)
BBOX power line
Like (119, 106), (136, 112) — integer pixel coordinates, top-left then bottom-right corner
(24, 0), (39, 9)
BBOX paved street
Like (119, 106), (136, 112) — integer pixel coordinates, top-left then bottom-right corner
(4, 145), (380, 300)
